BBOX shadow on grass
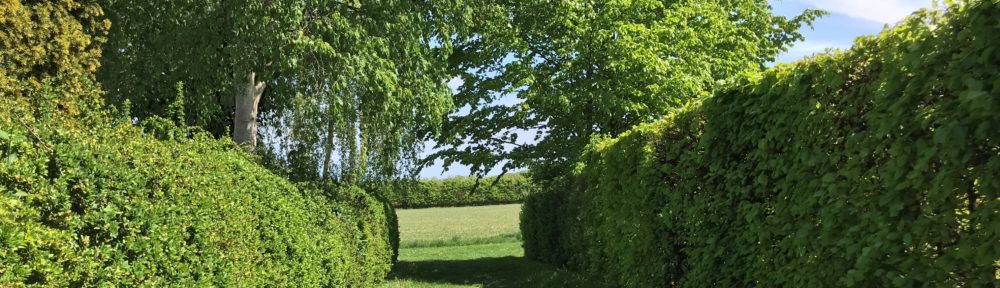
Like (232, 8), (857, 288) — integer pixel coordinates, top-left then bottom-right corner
(388, 256), (602, 288)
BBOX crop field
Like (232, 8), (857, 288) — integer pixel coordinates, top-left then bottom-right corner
(384, 204), (600, 288)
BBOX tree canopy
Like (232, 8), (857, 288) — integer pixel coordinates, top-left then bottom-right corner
(428, 0), (824, 180)
(98, 0), (484, 183)
(96, 0), (825, 182)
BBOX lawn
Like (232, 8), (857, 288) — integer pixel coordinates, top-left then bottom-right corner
(384, 204), (602, 288)
(396, 204), (523, 247)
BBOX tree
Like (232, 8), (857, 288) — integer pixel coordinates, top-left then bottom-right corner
(98, 0), (477, 183)
(428, 0), (825, 180)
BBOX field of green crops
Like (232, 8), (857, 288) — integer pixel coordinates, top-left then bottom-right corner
(383, 204), (601, 288)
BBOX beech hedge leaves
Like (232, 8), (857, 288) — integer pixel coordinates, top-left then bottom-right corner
(522, 1), (1000, 287)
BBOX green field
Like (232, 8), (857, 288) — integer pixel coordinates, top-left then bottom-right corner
(384, 205), (601, 287)
(396, 204), (524, 247)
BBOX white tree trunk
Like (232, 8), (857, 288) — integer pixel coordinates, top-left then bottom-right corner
(234, 72), (265, 150)
(321, 118), (335, 180)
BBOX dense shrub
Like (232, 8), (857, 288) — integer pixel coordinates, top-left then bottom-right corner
(1, 1), (396, 286)
(521, 176), (584, 267)
(375, 173), (538, 208)
(0, 96), (398, 286)
(299, 182), (400, 265)
(522, 2), (1000, 287)
(0, 0), (108, 114)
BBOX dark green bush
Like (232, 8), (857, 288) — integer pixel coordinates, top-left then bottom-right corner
(521, 176), (584, 267)
(522, 2), (1000, 287)
(375, 173), (538, 208)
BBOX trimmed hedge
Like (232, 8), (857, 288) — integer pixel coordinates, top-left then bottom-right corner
(299, 181), (401, 265)
(0, 100), (398, 286)
(375, 173), (538, 208)
(522, 2), (1000, 287)
(1, 1), (396, 286)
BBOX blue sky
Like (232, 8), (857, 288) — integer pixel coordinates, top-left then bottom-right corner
(418, 0), (934, 179)
(772, 0), (934, 63)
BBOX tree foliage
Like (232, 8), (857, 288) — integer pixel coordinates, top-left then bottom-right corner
(429, 0), (824, 179)
(98, 0), (472, 183)
(523, 1), (1000, 286)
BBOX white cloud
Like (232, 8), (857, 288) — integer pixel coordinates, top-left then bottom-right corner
(799, 0), (931, 24)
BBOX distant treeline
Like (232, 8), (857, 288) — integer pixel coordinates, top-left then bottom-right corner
(373, 173), (539, 208)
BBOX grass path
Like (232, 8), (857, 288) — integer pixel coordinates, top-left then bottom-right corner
(382, 242), (598, 288)
(383, 205), (602, 288)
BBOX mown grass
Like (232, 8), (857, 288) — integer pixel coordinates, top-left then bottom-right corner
(396, 204), (523, 243)
(400, 233), (522, 248)
(383, 204), (603, 288)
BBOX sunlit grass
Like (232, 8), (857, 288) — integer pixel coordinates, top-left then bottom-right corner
(401, 233), (522, 248)
(384, 204), (603, 288)
(397, 204), (523, 244)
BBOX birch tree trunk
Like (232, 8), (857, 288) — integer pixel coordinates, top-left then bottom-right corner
(235, 72), (265, 150)
(321, 115), (336, 180)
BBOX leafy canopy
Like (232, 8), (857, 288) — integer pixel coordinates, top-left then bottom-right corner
(98, 0), (477, 183)
(429, 0), (824, 179)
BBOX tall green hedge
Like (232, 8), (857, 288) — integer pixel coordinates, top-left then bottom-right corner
(0, 99), (398, 286)
(299, 181), (400, 265)
(1, 1), (396, 286)
(522, 2), (1000, 287)
(375, 173), (538, 208)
